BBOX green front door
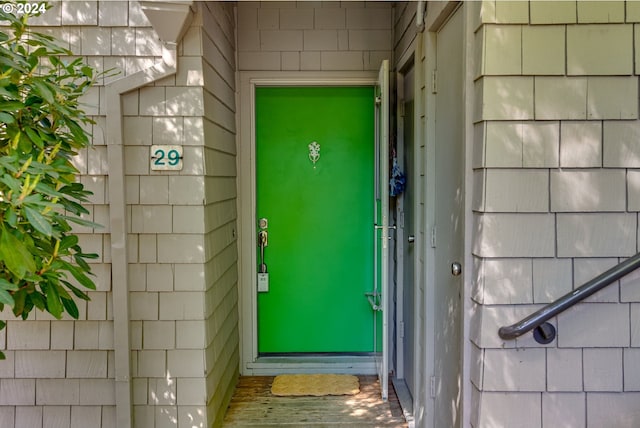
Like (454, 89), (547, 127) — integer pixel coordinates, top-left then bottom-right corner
(256, 86), (375, 354)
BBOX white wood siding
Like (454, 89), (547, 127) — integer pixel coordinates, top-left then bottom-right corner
(237, 1), (392, 72)
(0, 2), (239, 427)
(471, 1), (640, 427)
(200, 3), (239, 427)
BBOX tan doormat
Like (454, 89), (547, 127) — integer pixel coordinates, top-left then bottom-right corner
(271, 374), (360, 396)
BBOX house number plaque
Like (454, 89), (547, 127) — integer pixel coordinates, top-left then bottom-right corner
(151, 145), (183, 171)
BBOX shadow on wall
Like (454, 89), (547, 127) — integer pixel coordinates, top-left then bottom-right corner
(141, 370), (208, 426)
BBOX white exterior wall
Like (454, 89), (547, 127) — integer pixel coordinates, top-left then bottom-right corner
(237, 1), (392, 72)
(200, 2), (239, 427)
(12, 1), (640, 427)
(0, 2), (238, 427)
(471, 1), (640, 427)
(0, 3), (147, 426)
(393, 1), (416, 64)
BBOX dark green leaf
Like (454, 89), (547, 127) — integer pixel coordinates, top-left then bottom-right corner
(0, 277), (18, 291)
(0, 15), (100, 324)
(26, 52), (38, 69)
(34, 182), (66, 198)
(61, 280), (90, 301)
(65, 119), (89, 146)
(51, 217), (71, 233)
(0, 112), (14, 124)
(23, 127), (43, 149)
(43, 283), (63, 319)
(32, 46), (48, 56)
(29, 291), (45, 311)
(0, 173), (21, 193)
(22, 198), (59, 212)
(66, 266), (96, 290)
(24, 160), (48, 175)
(28, 31), (57, 43)
(0, 53), (14, 69)
(0, 289), (13, 306)
(0, 228), (36, 278)
(0, 86), (16, 99)
(0, 55), (28, 73)
(21, 303), (32, 319)
(59, 199), (90, 216)
(59, 235), (78, 250)
(61, 296), (79, 319)
(12, 288), (25, 317)
(81, 66), (93, 79)
(73, 254), (91, 272)
(59, 261), (95, 290)
(24, 206), (53, 237)
(0, 100), (24, 111)
(18, 132), (33, 154)
(31, 80), (55, 104)
(27, 33), (68, 55)
(0, 157), (18, 173)
(22, 194), (44, 205)
(77, 252), (99, 260)
(5, 208), (17, 228)
(55, 283), (72, 300)
(62, 215), (101, 229)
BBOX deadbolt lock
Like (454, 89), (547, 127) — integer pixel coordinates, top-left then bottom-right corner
(451, 262), (462, 276)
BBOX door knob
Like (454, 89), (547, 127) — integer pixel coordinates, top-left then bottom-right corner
(451, 262), (462, 276)
(408, 235), (415, 243)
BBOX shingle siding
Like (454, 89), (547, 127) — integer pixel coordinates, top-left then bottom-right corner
(0, 2), (238, 427)
(473, 1), (640, 426)
(200, 3), (239, 427)
(238, 1), (392, 72)
(5, 1), (640, 427)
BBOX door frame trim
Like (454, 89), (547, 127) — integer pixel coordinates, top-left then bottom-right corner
(393, 49), (419, 411)
(394, 37), (417, 384)
(238, 71), (378, 375)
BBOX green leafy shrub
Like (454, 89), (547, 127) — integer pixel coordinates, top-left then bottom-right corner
(0, 6), (100, 358)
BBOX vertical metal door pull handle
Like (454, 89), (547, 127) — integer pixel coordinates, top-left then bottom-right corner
(258, 230), (268, 273)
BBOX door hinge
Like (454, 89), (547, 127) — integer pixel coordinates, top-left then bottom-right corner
(399, 100), (405, 117)
(375, 96), (382, 105)
(431, 69), (438, 94)
(430, 376), (436, 397)
(399, 321), (405, 339)
(431, 227), (436, 248)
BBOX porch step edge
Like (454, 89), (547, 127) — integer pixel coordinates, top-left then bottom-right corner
(246, 356), (377, 375)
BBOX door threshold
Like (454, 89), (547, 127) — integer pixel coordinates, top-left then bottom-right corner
(245, 355), (377, 375)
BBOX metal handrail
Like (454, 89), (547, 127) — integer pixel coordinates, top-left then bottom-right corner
(498, 252), (640, 342)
